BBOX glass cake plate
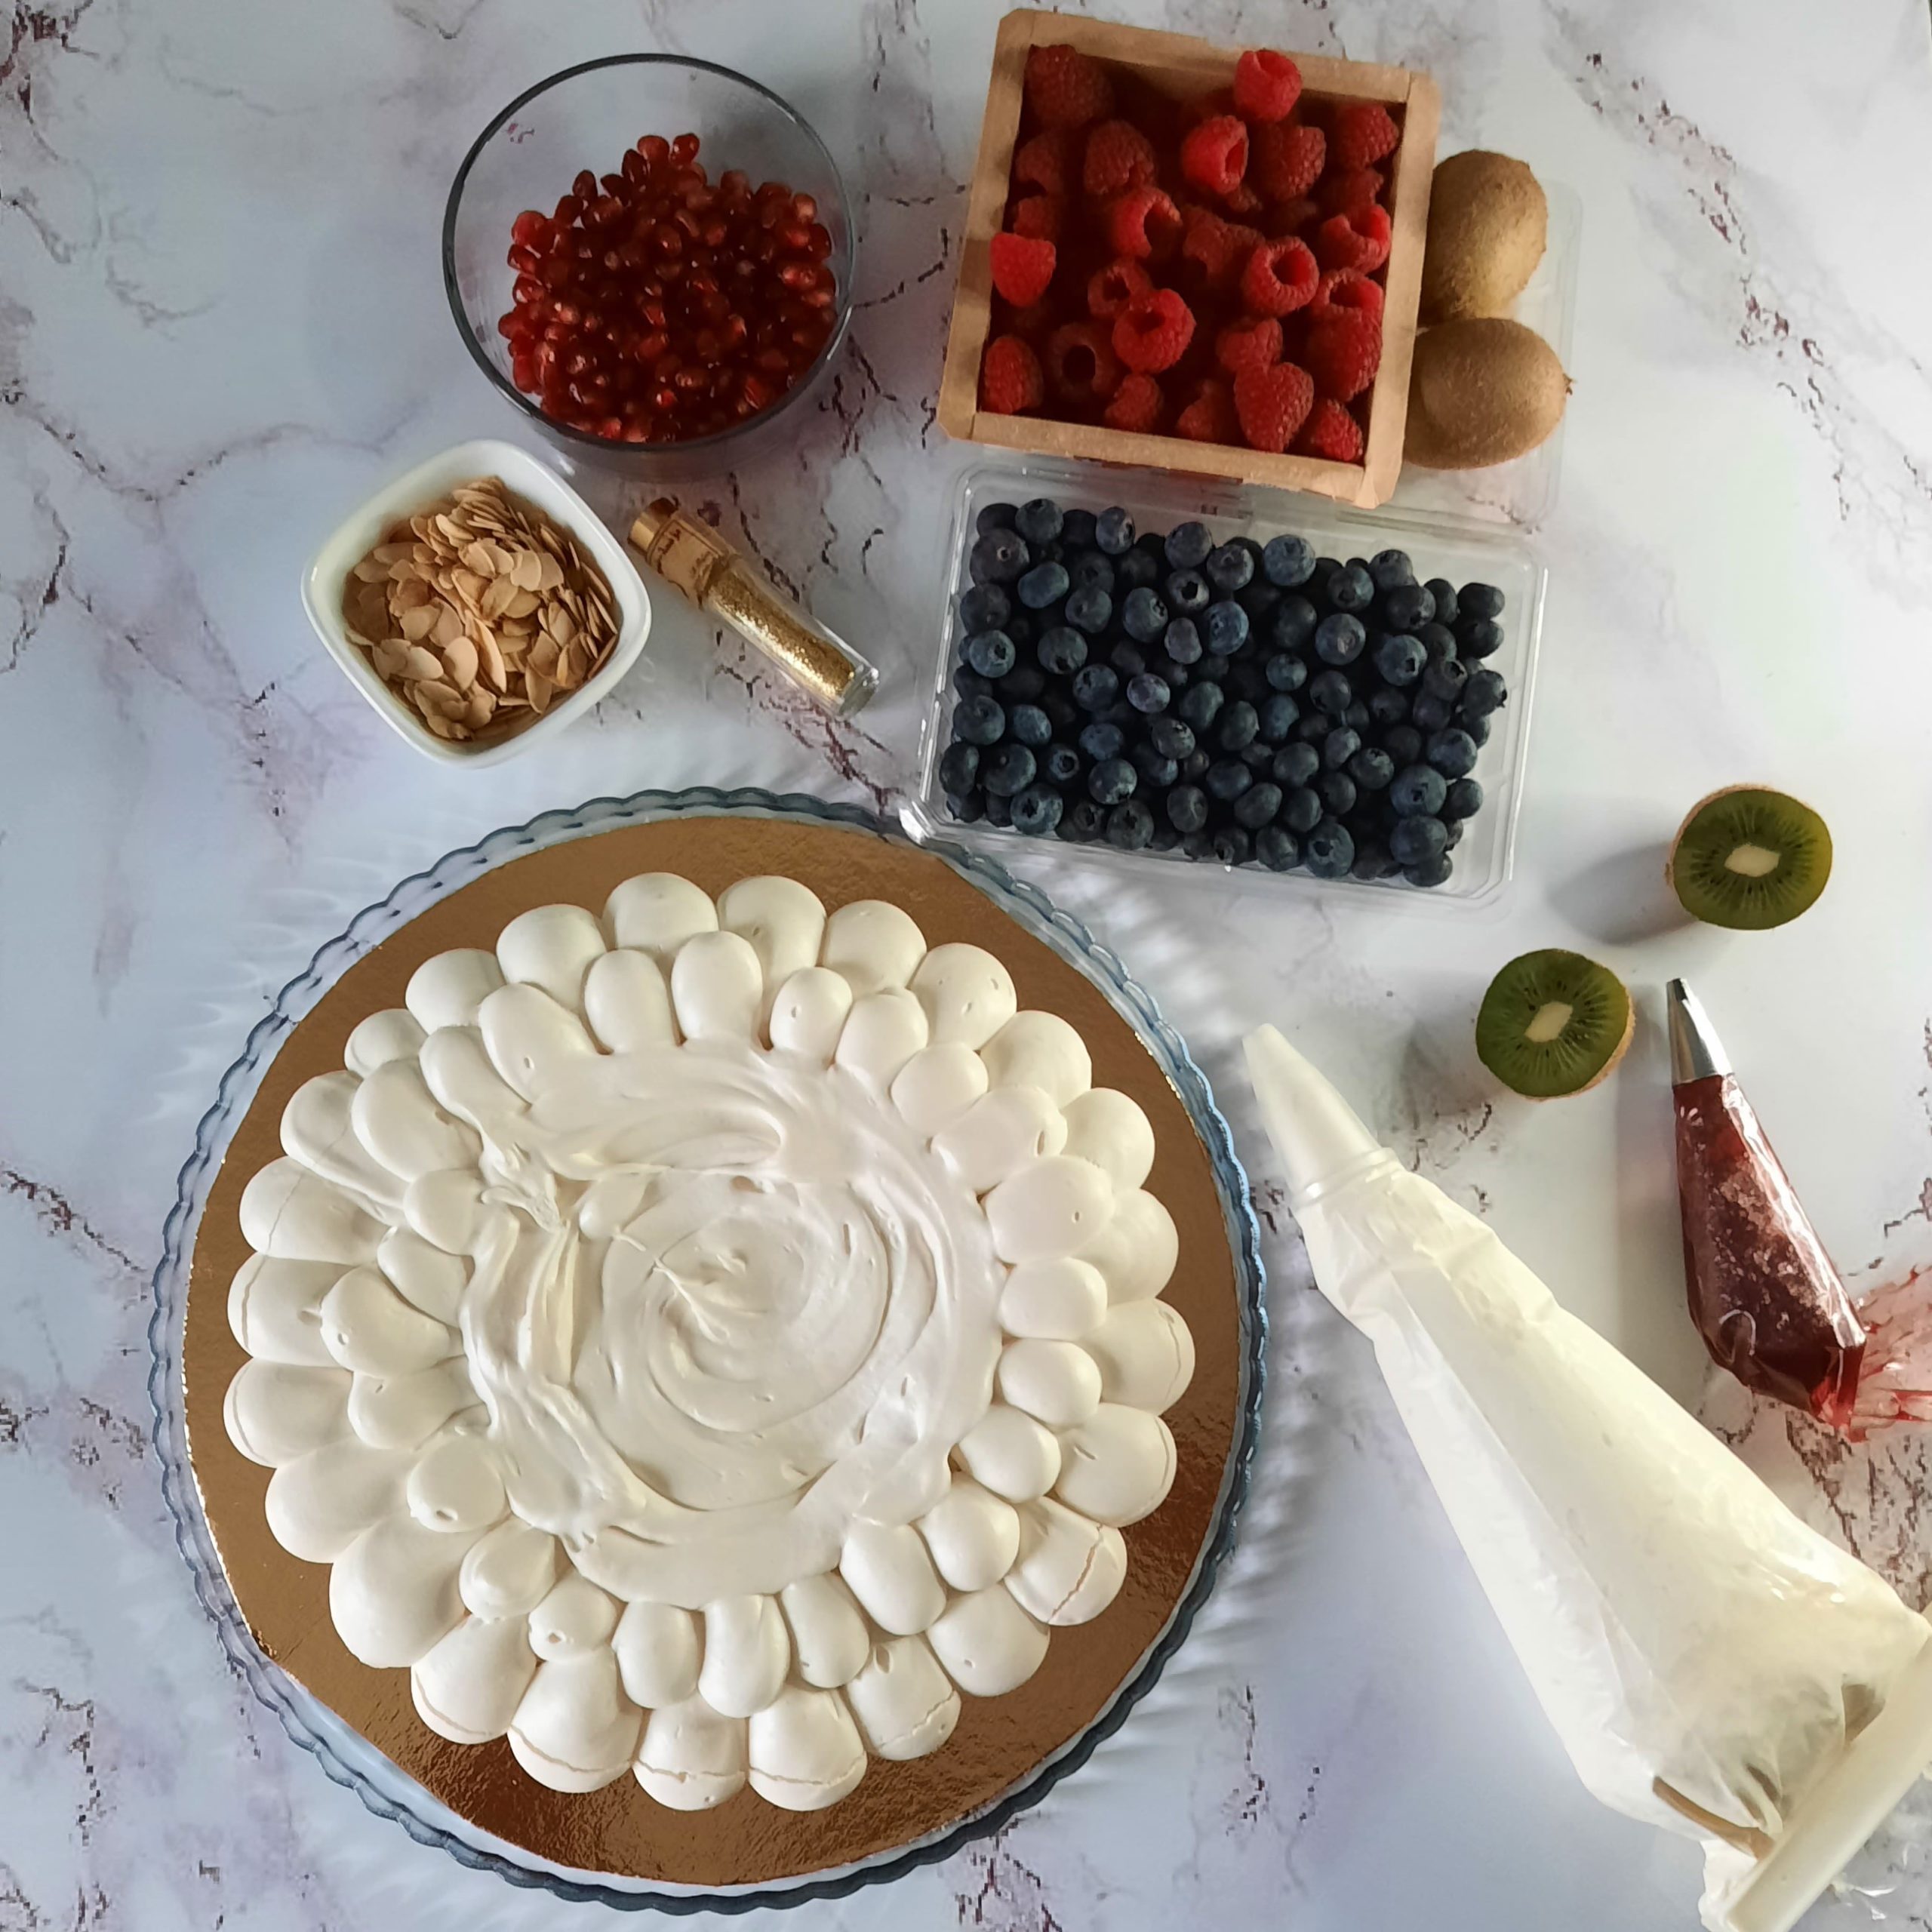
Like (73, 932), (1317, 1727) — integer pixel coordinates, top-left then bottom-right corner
(146, 786), (1267, 1910)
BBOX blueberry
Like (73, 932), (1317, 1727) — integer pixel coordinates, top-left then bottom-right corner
(982, 743), (1037, 797)
(1198, 652), (1232, 684)
(1272, 742), (1319, 789)
(1257, 693), (1300, 743)
(953, 666), (993, 699)
(1204, 541), (1255, 593)
(1177, 680), (1225, 731)
(1066, 798), (1106, 841)
(1367, 687), (1409, 728)
(1465, 713), (1493, 747)
(1317, 771), (1357, 817)
(1324, 562), (1375, 612)
(1322, 725), (1361, 770)
(1004, 614), (1035, 649)
(1411, 694), (1453, 734)
(1205, 758), (1254, 802)
(1214, 701), (1257, 751)
(964, 629), (1017, 678)
(1315, 614), (1367, 666)
(1265, 651), (1309, 694)
(1131, 743), (1180, 789)
(1149, 822), (1184, 853)
(970, 528), (1030, 585)
(1308, 669), (1353, 716)
(1238, 580), (1283, 626)
(1008, 703), (1051, 746)
(1211, 826), (1252, 866)
(1350, 838), (1398, 881)
(1180, 748), (1211, 782)
(1015, 497), (1063, 546)
(1381, 724), (1423, 766)
(1121, 586), (1169, 643)
(953, 694), (1004, 745)
(1106, 799), (1155, 849)
(1128, 672), (1171, 714)
(1422, 657), (1469, 704)
(958, 583), (1011, 632)
(1427, 728), (1479, 778)
(1181, 829), (1217, 860)
(1110, 640), (1148, 678)
(1347, 745), (1395, 792)
(1236, 742), (1272, 773)
(1390, 815), (1448, 867)
(1149, 716), (1195, 760)
(1164, 520), (1214, 570)
(1159, 656), (1192, 691)
(1010, 783), (1065, 836)
(938, 741), (981, 794)
(1041, 743), (1081, 786)
(1418, 622), (1458, 664)
(1295, 711), (1331, 744)
(1204, 599), (1251, 657)
(1255, 824), (1300, 872)
(1233, 782), (1282, 829)
(946, 790), (984, 824)
(1262, 534), (1316, 587)
(1017, 560), (1070, 611)
(1161, 617), (1203, 666)
(1165, 784), (1208, 833)
(1072, 665), (1121, 712)
(1041, 691), (1078, 731)
(1389, 764), (1448, 817)
(1404, 852), (1455, 889)
(1460, 582), (1505, 620)
(1229, 657), (1266, 700)
(1424, 578), (1458, 625)
(1444, 817), (1466, 850)
(1444, 777), (1484, 820)
(1460, 667), (1508, 718)
(1094, 506), (1135, 555)
(1067, 552), (1115, 598)
(1270, 595), (1318, 651)
(1089, 756), (1139, 805)
(1037, 626), (1088, 675)
(1372, 632), (1425, 686)
(1368, 548), (1414, 589)
(1379, 582), (1435, 632)
(1061, 586), (1110, 636)
(1457, 618), (1504, 660)
(1115, 547), (1158, 591)
(1282, 785), (1323, 833)
(1343, 700), (1371, 732)
(1303, 819), (1355, 879)
(998, 664), (1046, 703)
(1166, 568), (1211, 617)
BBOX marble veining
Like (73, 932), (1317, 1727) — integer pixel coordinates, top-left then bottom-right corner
(5, 0), (1932, 1925)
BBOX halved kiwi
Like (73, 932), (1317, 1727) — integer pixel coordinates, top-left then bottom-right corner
(1668, 786), (1832, 930)
(1476, 949), (1633, 1099)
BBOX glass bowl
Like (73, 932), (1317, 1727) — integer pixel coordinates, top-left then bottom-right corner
(442, 56), (857, 478)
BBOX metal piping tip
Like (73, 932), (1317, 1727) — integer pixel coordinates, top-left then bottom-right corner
(1667, 979), (1731, 1084)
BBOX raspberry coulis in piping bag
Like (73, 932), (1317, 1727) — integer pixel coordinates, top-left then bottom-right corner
(1669, 979), (1932, 1436)
(1244, 1023), (1932, 1932)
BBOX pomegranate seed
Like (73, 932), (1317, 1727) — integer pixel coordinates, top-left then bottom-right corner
(638, 134), (669, 166)
(572, 169), (597, 202)
(670, 131), (700, 164)
(508, 243), (542, 274)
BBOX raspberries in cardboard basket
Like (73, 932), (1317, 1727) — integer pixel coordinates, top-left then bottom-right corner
(1315, 205), (1392, 274)
(1295, 396), (1366, 461)
(1024, 44), (1115, 129)
(1087, 257), (1154, 320)
(1252, 120), (1325, 202)
(1233, 361), (1315, 453)
(1239, 236), (1319, 316)
(1215, 315), (1284, 376)
(1009, 193), (1063, 242)
(1112, 288), (1196, 374)
(1306, 310), (1382, 401)
(1013, 128), (1075, 197)
(1103, 372), (1165, 432)
(1180, 115), (1251, 197)
(980, 334), (1044, 414)
(1044, 321), (1123, 406)
(1310, 267), (1385, 321)
(1329, 100), (1400, 171)
(1082, 119), (1158, 199)
(989, 232), (1057, 307)
(1106, 186), (1183, 261)
(1232, 49), (1303, 123)
(1175, 377), (1237, 442)
(1317, 166), (1383, 219)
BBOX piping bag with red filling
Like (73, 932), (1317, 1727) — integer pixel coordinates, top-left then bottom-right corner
(1245, 1023), (1932, 1932)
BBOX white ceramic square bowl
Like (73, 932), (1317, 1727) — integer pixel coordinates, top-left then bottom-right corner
(302, 438), (651, 767)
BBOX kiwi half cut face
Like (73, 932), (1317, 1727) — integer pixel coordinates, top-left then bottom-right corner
(1669, 787), (1832, 930)
(1476, 949), (1634, 1099)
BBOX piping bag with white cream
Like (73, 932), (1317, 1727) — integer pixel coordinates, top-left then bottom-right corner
(1244, 1024), (1932, 1932)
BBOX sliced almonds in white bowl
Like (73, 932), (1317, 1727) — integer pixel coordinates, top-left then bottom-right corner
(304, 440), (650, 767)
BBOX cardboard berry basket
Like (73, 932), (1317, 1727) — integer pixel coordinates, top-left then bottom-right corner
(937, 10), (1440, 510)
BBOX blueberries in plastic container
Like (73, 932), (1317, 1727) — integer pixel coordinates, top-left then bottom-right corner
(1041, 742), (1081, 786)
(1072, 664), (1120, 712)
(1094, 505), (1135, 555)
(1427, 728), (1479, 778)
(1017, 560), (1070, 610)
(1015, 497), (1063, 546)
(964, 629), (1017, 678)
(1128, 672), (1171, 714)
(1347, 745), (1395, 792)
(1324, 562), (1375, 612)
(1461, 667), (1508, 718)
(1307, 669), (1353, 716)
(1064, 586), (1113, 635)
(1166, 783), (1208, 833)
(1233, 782), (1282, 829)
(1272, 742), (1319, 789)
(976, 502), (1018, 536)
(1262, 534), (1316, 587)
(959, 583), (1011, 632)
(1390, 764), (1449, 818)
(1410, 693), (1454, 734)
(1164, 520), (1214, 570)
(971, 528), (1029, 584)
(1078, 719), (1124, 762)
(1011, 783), (1064, 835)
(1390, 815), (1449, 868)
(939, 742), (980, 793)
(1379, 581), (1434, 631)
(1205, 542), (1254, 593)
(1457, 618), (1504, 660)
(982, 743), (1037, 797)
(1121, 586), (1168, 643)
(1424, 578), (1458, 625)
(953, 694), (1004, 745)
(1165, 568), (1210, 617)
(1373, 632), (1426, 686)
(1257, 694), (1300, 743)
(1315, 613), (1367, 666)
(1316, 771), (1357, 817)
(1037, 626), (1088, 675)
(1322, 726), (1361, 770)
(1460, 582), (1505, 620)
(1255, 823), (1300, 871)
(1008, 702), (1051, 746)
(1204, 758), (1254, 802)
(1106, 798), (1154, 849)
(1210, 826), (1251, 866)
(1216, 700), (1259, 750)
(1368, 548), (1414, 589)
(1115, 547), (1158, 591)
(1444, 777), (1484, 820)
(1303, 819), (1355, 878)
(1088, 756), (1138, 804)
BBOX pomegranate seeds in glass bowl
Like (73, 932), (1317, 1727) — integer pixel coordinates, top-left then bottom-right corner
(444, 57), (855, 474)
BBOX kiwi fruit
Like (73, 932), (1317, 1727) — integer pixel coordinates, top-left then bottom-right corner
(1404, 318), (1570, 469)
(1668, 786), (1832, 930)
(1421, 152), (1549, 324)
(1476, 950), (1634, 1100)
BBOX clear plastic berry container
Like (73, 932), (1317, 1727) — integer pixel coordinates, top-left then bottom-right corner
(903, 457), (1546, 907)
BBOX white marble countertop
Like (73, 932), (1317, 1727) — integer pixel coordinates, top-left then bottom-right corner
(8, 0), (1932, 1925)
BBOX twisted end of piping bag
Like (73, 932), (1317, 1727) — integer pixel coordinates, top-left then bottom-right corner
(1243, 1026), (1396, 1211)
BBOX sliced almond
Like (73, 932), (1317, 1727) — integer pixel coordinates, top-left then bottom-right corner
(441, 634), (479, 690)
(351, 558), (389, 584)
(398, 605), (437, 642)
(476, 626), (509, 691)
(460, 539), (497, 578)
(451, 568), (487, 607)
(481, 574), (516, 620)
(526, 666), (553, 714)
(528, 634), (560, 677)
(512, 550), (543, 592)
(464, 687), (497, 728)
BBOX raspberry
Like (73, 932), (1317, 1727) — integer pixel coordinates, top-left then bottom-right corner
(1174, 377), (1235, 443)
(1233, 360), (1314, 452)
(1180, 115), (1250, 197)
(1044, 320), (1122, 405)
(1309, 267), (1385, 321)
(1024, 44), (1114, 129)
(1264, 196), (1320, 238)
(989, 231), (1057, 306)
(1304, 310), (1381, 401)
(1106, 186), (1182, 261)
(1239, 236), (1318, 316)
(1014, 128), (1075, 196)
(1232, 49), (1303, 123)
(1215, 315), (1282, 376)
(1087, 257), (1153, 321)
(1009, 193), (1063, 242)
(1103, 372), (1164, 432)
(980, 334), (1044, 414)
(1315, 205), (1391, 273)
(1181, 207), (1263, 293)
(1294, 396), (1365, 462)
(1317, 166), (1383, 218)
(1221, 182), (1263, 219)
(1329, 101), (1400, 171)
(1251, 121), (1324, 202)
(1082, 118), (1157, 199)
(1112, 287), (1195, 374)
